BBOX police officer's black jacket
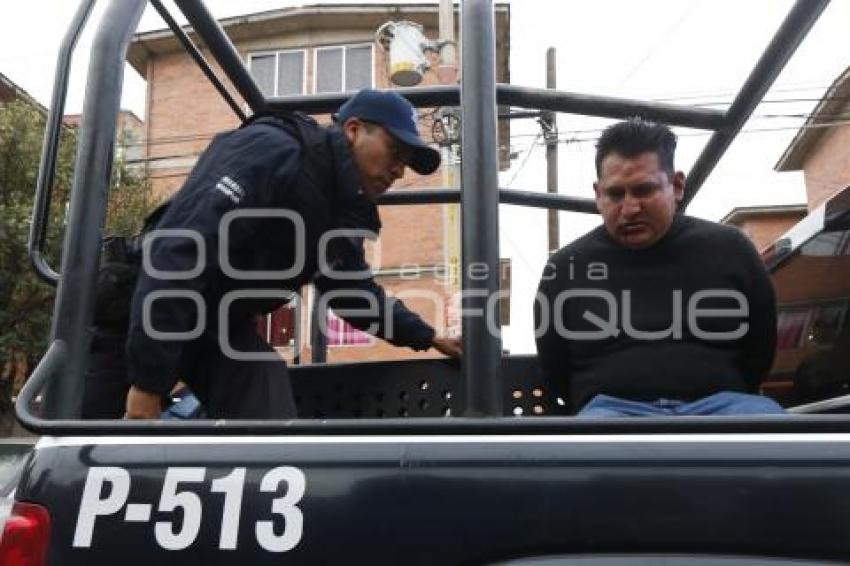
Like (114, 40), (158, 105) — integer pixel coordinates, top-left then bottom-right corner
(127, 113), (435, 395)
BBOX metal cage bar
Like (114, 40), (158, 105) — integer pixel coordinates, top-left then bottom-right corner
(265, 85), (726, 131)
(27, 0), (97, 286)
(498, 84), (725, 130)
(40, 0), (148, 419)
(173, 0), (265, 112)
(16, 408), (850, 437)
(682, 0), (830, 208)
(376, 187), (597, 214)
(499, 189), (597, 213)
(460, 0), (502, 416)
(150, 0), (246, 121)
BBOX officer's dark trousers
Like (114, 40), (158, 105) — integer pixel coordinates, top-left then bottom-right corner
(82, 329), (131, 419)
(83, 323), (297, 419)
(180, 323), (297, 419)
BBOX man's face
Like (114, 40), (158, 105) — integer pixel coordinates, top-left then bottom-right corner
(593, 151), (685, 249)
(343, 118), (411, 202)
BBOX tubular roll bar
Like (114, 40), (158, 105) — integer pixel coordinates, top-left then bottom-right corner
(27, 0), (96, 286)
(266, 85), (726, 131)
(460, 0), (502, 415)
(787, 395), (850, 414)
(19, 0), (830, 430)
(173, 0), (265, 112)
(682, 0), (830, 207)
(40, 0), (149, 419)
(378, 188), (599, 213)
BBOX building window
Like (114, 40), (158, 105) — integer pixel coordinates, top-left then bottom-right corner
(777, 308), (809, 350)
(326, 309), (373, 346)
(248, 50), (306, 96)
(314, 44), (373, 93)
(258, 305), (297, 348)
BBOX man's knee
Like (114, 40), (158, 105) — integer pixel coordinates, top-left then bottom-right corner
(576, 394), (655, 417)
(707, 391), (785, 415)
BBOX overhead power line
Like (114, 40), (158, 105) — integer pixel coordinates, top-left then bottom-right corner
(540, 118), (850, 147)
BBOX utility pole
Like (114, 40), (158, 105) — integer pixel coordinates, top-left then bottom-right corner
(373, 3), (462, 340)
(544, 47), (559, 254)
(438, 0), (462, 339)
(438, 0), (458, 84)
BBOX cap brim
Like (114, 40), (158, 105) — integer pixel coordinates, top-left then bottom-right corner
(386, 126), (441, 175)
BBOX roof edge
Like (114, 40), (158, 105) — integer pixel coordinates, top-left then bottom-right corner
(719, 203), (808, 225)
(128, 3), (509, 76)
(0, 70), (45, 110)
(775, 65), (850, 172)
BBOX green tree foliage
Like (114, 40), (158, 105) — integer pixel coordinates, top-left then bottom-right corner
(0, 100), (154, 395)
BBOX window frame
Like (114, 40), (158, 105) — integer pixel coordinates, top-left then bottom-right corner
(312, 43), (375, 94)
(246, 48), (308, 97)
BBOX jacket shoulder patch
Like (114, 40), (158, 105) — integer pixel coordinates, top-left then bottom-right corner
(215, 175), (245, 204)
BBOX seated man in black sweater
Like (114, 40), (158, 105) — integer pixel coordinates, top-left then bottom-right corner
(534, 118), (784, 416)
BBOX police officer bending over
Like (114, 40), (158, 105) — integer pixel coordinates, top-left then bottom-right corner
(123, 89), (461, 419)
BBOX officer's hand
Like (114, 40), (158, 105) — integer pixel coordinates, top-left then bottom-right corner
(432, 336), (462, 359)
(125, 385), (163, 419)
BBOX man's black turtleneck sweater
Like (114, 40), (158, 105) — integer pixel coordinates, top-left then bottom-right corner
(534, 215), (777, 413)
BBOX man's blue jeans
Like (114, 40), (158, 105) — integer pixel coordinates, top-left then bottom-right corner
(578, 392), (785, 417)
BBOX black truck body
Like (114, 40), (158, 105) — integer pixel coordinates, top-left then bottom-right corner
(15, 432), (850, 565)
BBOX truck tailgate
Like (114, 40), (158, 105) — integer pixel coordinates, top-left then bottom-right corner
(15, 433), (850, 565)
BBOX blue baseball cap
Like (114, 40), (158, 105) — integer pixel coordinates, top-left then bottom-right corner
(336, 89), (441, 175)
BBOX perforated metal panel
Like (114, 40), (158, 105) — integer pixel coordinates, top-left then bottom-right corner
(290, 355), (563, 418)
(503, 355), (562, 417)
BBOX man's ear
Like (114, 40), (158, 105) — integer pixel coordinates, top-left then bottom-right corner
(342, 117), (362, 144)
(593, 181), (603, 213)
(672, 171), (686, 203)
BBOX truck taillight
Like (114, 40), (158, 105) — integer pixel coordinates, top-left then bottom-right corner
(0, 502), (51, 566)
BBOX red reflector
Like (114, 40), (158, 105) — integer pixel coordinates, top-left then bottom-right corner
(0, 502), (51, 566)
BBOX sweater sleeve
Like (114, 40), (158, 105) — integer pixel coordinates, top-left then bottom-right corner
(735, 233), (778, 392)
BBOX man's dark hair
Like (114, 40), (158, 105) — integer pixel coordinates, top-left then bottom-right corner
(595, 117), (677, 177)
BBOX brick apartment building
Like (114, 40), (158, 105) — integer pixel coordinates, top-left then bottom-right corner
(63, 110), (146, 169)
(719, 204), (807, 253)
(3, 69), (145, 166)
(721, 65), (850, 249)
(776, 65), (850, 209)
(127, 3), (510, 363)
(722, 65), (850, 401)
